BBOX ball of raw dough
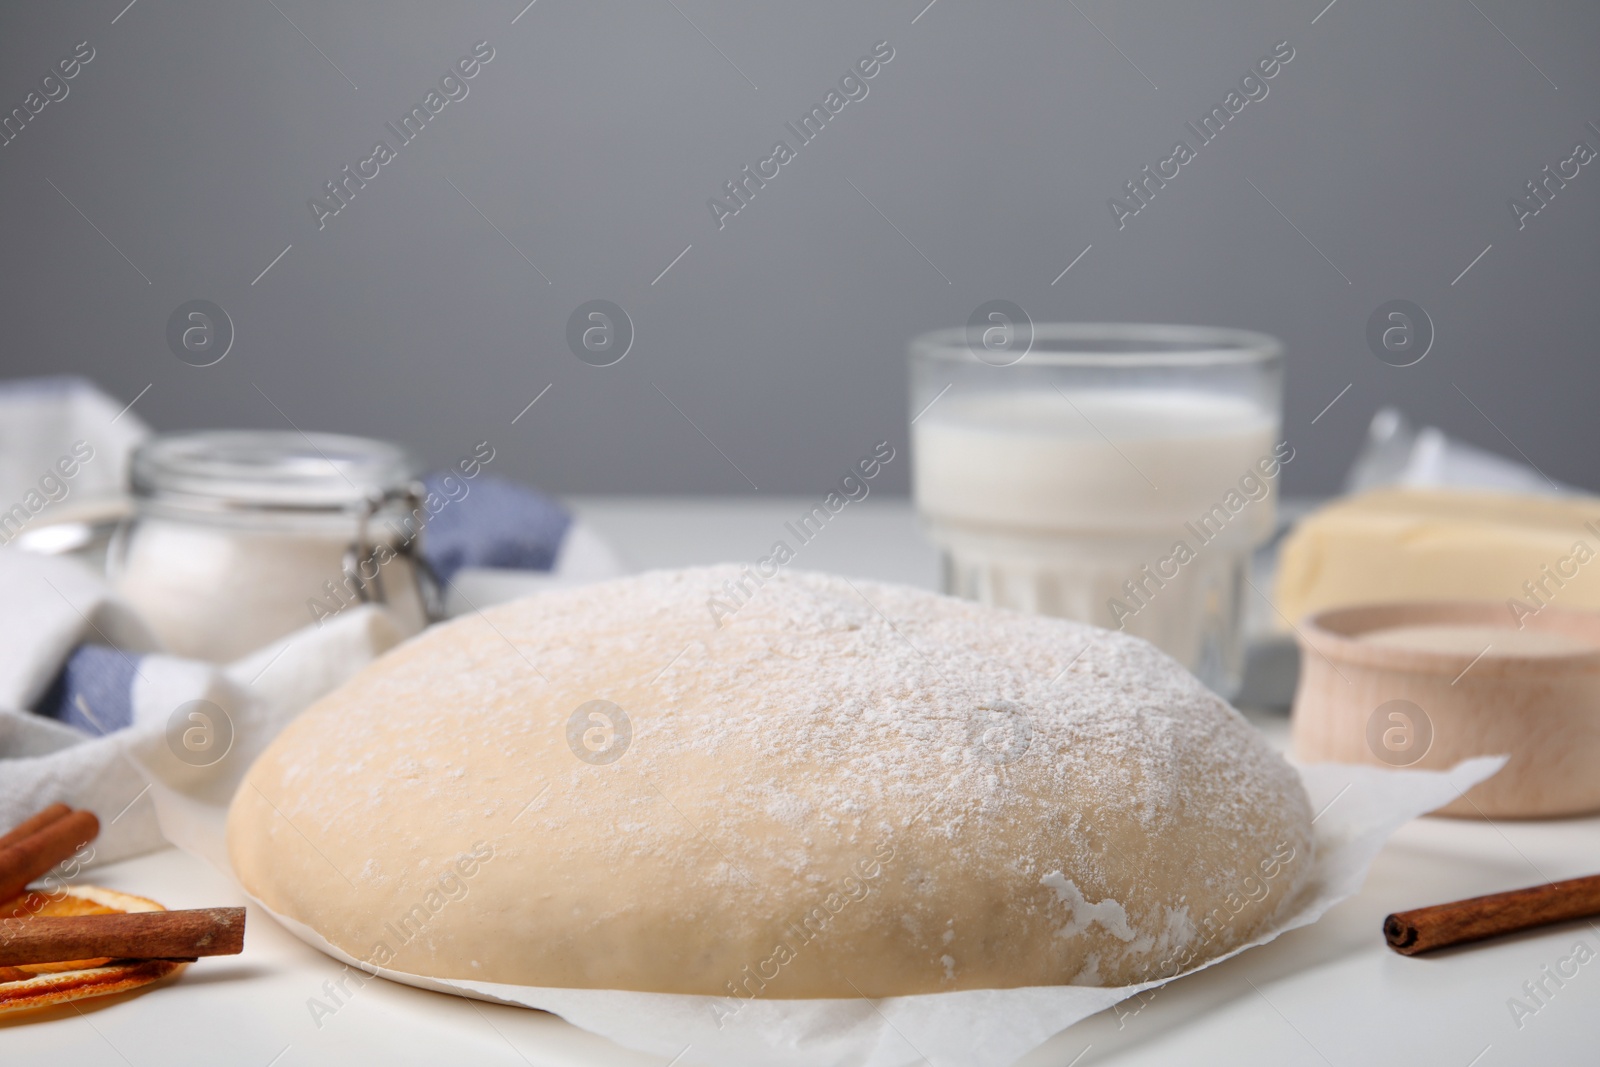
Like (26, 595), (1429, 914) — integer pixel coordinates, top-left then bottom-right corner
(228, 567), (1312, 996)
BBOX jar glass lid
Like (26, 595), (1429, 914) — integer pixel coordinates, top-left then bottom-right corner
(130, 430), (420, 515)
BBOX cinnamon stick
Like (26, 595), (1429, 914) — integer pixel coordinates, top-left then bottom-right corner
(0, 809), (99, 903)
(1384, 873), (1600, 955)
(0, 804), (72, 851)
(0, 907), (245, 967)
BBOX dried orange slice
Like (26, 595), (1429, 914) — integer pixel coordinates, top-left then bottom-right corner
(0, 885), (187, 1015)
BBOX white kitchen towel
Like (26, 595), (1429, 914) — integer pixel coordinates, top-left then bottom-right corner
(0, 552), (404, 866)
(0, 376), (147, 531)
(0, 550), (157, 713)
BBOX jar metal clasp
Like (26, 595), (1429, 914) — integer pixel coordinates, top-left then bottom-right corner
(342, 484), (445, 620)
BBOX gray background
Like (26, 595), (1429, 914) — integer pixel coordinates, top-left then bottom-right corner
(1, 0), (1596, 496)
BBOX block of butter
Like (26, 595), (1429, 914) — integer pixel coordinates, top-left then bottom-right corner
(1275, 488), (1600, 626)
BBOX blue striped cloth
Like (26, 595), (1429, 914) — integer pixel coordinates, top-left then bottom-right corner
(420, 474), (572, 582)
(34, 644), (141, 734)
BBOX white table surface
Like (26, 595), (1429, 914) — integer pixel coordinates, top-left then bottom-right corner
(9, 497), (1599, 1067)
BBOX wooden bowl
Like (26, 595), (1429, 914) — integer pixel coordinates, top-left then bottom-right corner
(1291, 601), (1600, 818)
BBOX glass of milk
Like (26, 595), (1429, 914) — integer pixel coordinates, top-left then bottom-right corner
(910, 323), (1284, 697)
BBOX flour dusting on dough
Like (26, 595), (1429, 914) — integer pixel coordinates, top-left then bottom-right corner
(1040, 872), (1136, 942)
(228, 565), (1314, 995)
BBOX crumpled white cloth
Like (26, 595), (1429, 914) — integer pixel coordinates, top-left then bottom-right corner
(0, 375), (147, 515)
(0, 551), (402, 866)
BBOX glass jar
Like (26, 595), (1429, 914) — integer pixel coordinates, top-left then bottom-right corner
(909, 323), (1284, 697)
(110, 430), (434, 662)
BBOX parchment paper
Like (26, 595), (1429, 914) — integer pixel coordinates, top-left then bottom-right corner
(145, 755), (1504, 1067)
